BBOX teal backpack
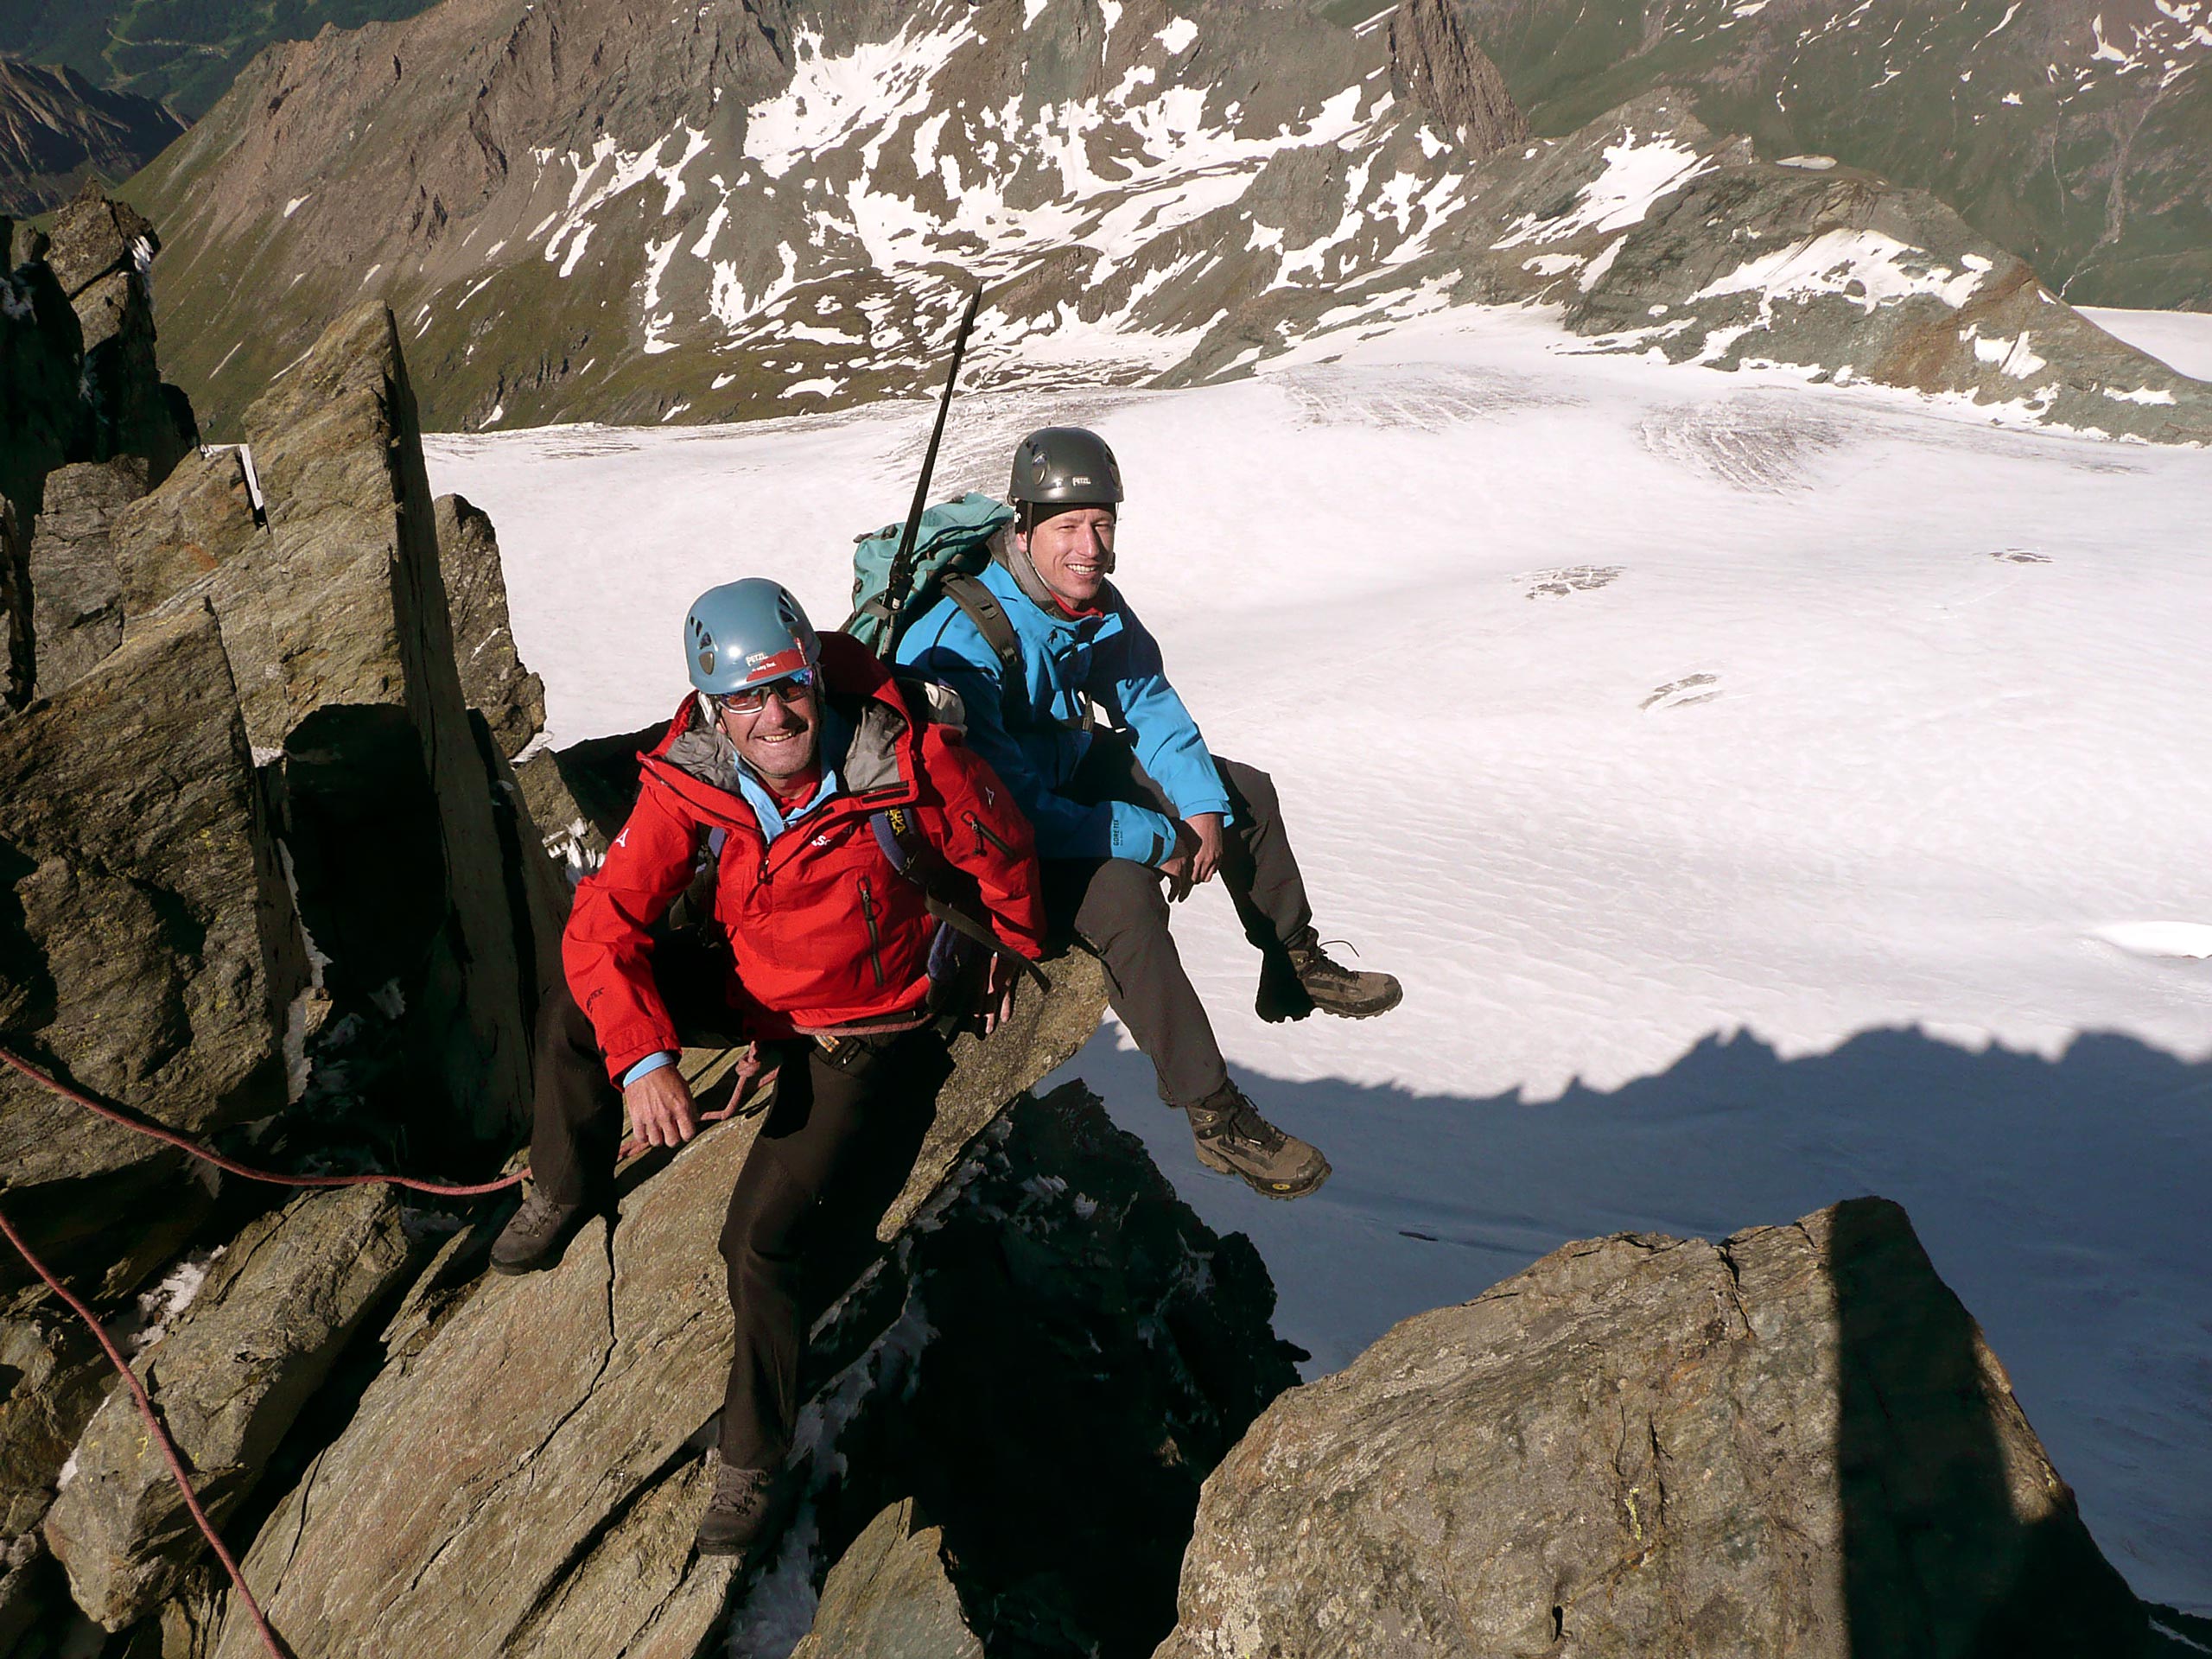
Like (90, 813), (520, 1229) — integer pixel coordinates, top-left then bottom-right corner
(843, 493), (1022, 671)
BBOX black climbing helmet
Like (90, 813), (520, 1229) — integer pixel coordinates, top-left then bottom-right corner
(1008, 427), (1124, 510)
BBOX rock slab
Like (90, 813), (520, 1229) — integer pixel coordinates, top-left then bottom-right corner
(42, 1185), (419, 1630)
(24, 455), (145, 698)
(434, 492), (544, 760)
(789, 1498), (982, 1659)
(1157, 1196), (2149, 1659)
(0, 606), (300, 1263)
(209, 952), (1108, 1659)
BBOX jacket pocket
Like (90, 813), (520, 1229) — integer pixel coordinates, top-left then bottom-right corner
(963, 810), (1014, 858)
(857, 875), (887, 989)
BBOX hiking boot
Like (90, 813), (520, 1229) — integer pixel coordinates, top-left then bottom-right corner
(1256, 930), (1402, 1024)
(695, 1461), (794, 1561)
(1185, 1083), (1330, 1201)
(487, 1190), (591, 1276)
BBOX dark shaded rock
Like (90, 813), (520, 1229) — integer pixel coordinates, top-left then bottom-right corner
(207, 953), (1108, 1659)
(434, 493), (544, 759)
(0, 256), (84, 536)
(0, 1529), (54, 1650)
(107, 446), (261, 624)
(758, 1080), (1304, 1657)
(0, 605), (302, 1281)
(43, 1185), (419, 1630)
(789, 1498), (982, 1659)
(0, 498), (29, 713)
(0, 60), (188, 220)
(0, 1313), (106, 1536)
(1390, 0), (1529, 157)
(42, 186), (192, 485)
(25, 456), (146, 699)
(1157, 1196), (2149, 1659)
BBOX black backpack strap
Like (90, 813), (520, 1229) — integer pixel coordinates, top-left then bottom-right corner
(869, 808), (1049, 989)
(940, 574), (1022, 674)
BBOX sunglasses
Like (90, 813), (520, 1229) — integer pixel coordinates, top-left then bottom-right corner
(715, 669), (817, 715)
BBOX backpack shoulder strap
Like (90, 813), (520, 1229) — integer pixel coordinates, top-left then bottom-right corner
(940, 574), (1022, 676)
(867, 807), (1049, 988)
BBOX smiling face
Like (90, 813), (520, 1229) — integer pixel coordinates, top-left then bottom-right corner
(1018, 505), (1118, 608)
(718, 677), (821, 786)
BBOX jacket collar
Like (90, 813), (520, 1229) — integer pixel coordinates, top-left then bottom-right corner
(639, 632), (921, 839)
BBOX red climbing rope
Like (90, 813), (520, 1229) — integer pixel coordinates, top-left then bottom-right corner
(0, 1040), (762, 1657)
(0, 1206), (294, 1659)
(0, 1046), (528, 1196)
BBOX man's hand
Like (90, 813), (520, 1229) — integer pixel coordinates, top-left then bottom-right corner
(1160, 821), (1198, 901)
(1184, 813), (1224, 887)
(624, 1065), (700, 1148)
(979, 951), (1019, 1035)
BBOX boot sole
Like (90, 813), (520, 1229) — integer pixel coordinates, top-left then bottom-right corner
(1308, 985), (1404, 1020)
(1195, 1146), (1332, 1200)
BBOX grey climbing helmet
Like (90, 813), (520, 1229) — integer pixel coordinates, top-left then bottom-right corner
(1008, 427), (1124, 508)
(683, 578), (820, 696)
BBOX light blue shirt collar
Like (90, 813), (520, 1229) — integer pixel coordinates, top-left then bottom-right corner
(734, 703), (850, 843)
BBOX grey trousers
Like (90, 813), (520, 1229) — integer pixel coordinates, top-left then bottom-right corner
(1042, 734), (1313, 1108)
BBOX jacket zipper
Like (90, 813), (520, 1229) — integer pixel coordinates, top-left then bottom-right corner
(963, 811), (1013, 857)
(858, 876), (886, 988)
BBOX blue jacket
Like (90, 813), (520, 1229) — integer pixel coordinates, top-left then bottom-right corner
(895, 559), (1230, 863)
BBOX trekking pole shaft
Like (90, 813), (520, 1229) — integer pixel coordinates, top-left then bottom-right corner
(880, 284), (985, 656)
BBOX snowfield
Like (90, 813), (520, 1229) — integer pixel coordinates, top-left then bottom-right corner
(427, 301), (2212, 1614)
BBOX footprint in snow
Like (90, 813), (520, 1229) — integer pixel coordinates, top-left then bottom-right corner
(1524, 565), (1624, 600)
(1641, 673), (1721, 712)
(2091, 922), (2212, 961)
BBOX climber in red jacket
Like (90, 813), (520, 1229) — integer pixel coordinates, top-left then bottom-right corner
(490, 578), (1042, 1567)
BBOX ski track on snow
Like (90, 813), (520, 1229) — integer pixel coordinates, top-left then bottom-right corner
(427, 301), (2212, 1615)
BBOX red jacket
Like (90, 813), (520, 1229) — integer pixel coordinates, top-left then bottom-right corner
(563, 634), (1045, 1080)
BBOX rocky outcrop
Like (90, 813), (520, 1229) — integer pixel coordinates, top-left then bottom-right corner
(23, 456), (144, 698)
(0, 605), (303, 1279)
(134, 301), (544, 1147)
(0, 59), (186, 219)
(789, 1499), (982, 1659)
(1157, 1196), (2150, 1659)
(41, 187), (194, 485)
(42, 1185), (420, 1630)
(1390, 0), (1529, 156)
(435, 492), (544, 759)
(207, 953), (1111, 1659)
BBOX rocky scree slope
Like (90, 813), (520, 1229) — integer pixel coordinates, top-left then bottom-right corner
(130, 0), (2209, 444)
(0, 59), (183, 217)
(1449, 0), (2212, 313)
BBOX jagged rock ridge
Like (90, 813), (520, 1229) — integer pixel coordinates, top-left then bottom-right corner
(0, 59), (184, 217)
(128, 0), (1534, 433)
(129, 0), (2210, 445)
(1451, 0), (2212, 313)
